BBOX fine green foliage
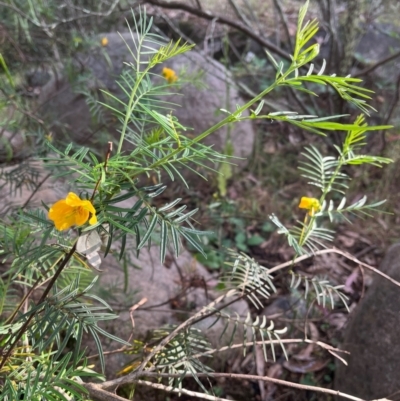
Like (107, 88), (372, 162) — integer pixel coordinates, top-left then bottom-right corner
(0, 2), (393, 401)
(224, 249), (276, 308)
(152, 326), (213, 391)
(271, 113), (392, 256)
(290, 271), (349, 311)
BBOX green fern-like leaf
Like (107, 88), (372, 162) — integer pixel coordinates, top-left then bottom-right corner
(224, 249), (276, 308)
(290, 271), (349, 311)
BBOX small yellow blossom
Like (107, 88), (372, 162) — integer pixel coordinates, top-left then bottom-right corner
(298, 197), (321, 216)
(162, 67), (178, 83)
(49, 192), (97, 231)
(101, 37), (108, 47)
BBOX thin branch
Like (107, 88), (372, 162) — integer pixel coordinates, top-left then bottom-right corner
(138, 380), (233, 401)
(168, 338), (349, 370)
(242, 0), (263, 34)
(90, 366), (365, 401)
(137, 375), (365, 401)
(383, 72), (400, 125)
(21, 173), (51, 209)
(98, 339), (348, 390)
(203, 17), (219, 56)
(140, 0), (291, 61)
(377, 72), (400, 152)
(84, 383), (129, 401)
(267, 247), (400, 288)
(135, 289), (242, 374)
(91, 141), (113, 200)
(355, 49), (400, 77)
(227, 0), (253, 30)
(0, 243), (77, 369)
(272, 0), (293, 51)
(97, 248), (399, 391)
(194, 0), (202, 10)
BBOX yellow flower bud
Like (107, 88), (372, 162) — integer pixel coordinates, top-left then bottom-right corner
(162, 67), (178, 84)
(298, 197), (321, 216)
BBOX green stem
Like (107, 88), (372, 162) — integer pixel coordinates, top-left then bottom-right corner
(298, 153), (345, 249)
(117, 65), (152, 154)
(147, 79), (284, 171)
(0, 243), (77, 370)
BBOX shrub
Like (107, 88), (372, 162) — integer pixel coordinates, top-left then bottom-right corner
(0, 2), (393, 400)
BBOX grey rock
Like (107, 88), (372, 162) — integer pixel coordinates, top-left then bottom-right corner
(95, 243), (249, 377)
(98, 243), (249, 337)
(335, 243), (400, 400)
(0, 130), (33, 163)
(37, 32), (255, 170)
(355, 23), (400, 79)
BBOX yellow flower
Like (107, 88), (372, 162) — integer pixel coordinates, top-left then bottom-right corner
(101, 37), (108, 47)
(162, 67), (178, 83)
(49, 192), (97, 231)
(298, 197), (321, 216)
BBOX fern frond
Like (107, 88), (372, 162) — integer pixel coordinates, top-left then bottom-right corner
(290, 271), (349, 311)
(269, 214), (305, 255)
(224, 249), (276, 308)
(320, 196), (387, 222)
(207, 310), (288, 363)
(152, 326), (213, 392)
(298, 146), (346, 194)
(292, 221), (334, 253)
(149, 39), (195, 67)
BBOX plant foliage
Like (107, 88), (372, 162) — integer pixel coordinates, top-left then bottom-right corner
(0, 1), (393, 400)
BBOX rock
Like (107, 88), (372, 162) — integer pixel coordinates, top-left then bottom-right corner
(95, 243), (249, 376)
(37, 32), (255, 169)
(98, 243), (249, 339)
(335, 243), (400, 400)
(355, 23), (400, 79)
(318, 23), (400, 79)
(0, 130), (33, 163)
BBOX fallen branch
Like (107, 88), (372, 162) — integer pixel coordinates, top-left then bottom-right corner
(84, 370), (365, 401)
(139, 0), (291, 61)
(268, 247), (400, 288)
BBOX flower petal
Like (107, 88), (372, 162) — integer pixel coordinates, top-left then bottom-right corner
(89, 214), (98, 225)
(65, 192), (84, 207)
(298, 197), (321, 216)
(49, 200), (77, 230)
(299, 197), (320, 210)
(81, 200), (96, 215)
(74, 207), (89, 226)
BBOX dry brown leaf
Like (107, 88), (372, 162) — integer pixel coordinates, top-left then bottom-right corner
(265, 363), (283, 400)
(337, 234), (356, 248)
(283, 358), (329, 373)
(344, 267), (359, 293)
(327, 313), (348, 331)
(255, 346), (266, 401)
